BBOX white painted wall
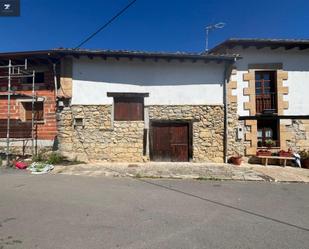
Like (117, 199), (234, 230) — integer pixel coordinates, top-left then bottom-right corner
(227, 47), (309, 116)
(71, 57), (225, 106)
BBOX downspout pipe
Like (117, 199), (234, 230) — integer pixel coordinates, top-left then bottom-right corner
(223, 57), (237, 163)
(52, 63), (58, 101)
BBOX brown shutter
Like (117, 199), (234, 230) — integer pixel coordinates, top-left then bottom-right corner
(25, 103), (32, 121)
(129, 97), (143, 120)
(114, 98), (128, 121)
(114, 97), (144, 121)
(24, 102), (44, 121)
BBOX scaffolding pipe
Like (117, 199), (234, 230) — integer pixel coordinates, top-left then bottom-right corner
(6, 60), (12, 167)
(31, 70), (35, 156)
(1, 59), (35, 167)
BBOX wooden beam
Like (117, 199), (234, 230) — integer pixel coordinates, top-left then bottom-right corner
(107, 92), (149, 98)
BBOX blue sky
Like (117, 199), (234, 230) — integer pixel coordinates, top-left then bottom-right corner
(0, 0), (308, 53)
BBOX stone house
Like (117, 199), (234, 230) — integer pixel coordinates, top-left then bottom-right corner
(210, 38), (309, 157)
(56, 50), (236, 162)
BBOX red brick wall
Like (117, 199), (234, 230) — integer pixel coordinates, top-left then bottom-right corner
(0, 67), (57, 140)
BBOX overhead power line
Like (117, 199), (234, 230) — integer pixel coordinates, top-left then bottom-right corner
(74, 0), (138, 49)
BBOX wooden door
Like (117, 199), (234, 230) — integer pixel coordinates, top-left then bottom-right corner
(151, 122), (189, 162)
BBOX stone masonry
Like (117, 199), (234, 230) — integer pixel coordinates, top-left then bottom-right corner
(283, 119), (309, 151)
(57, 105), (144, 162)
(58, 104), (226, 163)
(148, 105), (224, 162)
(227, 103), (245, 157)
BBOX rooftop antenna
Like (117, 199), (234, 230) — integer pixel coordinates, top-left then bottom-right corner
(205, 22), (226, 52)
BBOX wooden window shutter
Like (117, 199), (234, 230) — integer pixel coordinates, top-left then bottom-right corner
(114, 97), (144, 121)
(24, 102), (44, 121)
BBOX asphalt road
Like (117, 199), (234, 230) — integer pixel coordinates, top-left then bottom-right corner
(0, 170), (308, 249)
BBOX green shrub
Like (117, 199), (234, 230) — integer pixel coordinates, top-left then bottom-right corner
(47, 152), (64, 165)
(299, 150), (309, 160)
(32, 152), (45, 162)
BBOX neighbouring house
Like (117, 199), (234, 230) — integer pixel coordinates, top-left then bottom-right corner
(1, 38), (308, 163)
(210, 38), (309, 157)
(0, 51), (59, 154)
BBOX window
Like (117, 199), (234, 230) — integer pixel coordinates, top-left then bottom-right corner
(114, 97), (144, 121)
(23, 102), (44, 121)
(23, 72), (45, 84)
(255, 71), (277, 114)
(257, 119), (279, 147)
(74, 118), (84, 128)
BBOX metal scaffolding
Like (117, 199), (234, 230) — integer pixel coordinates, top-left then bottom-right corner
(0, 59), (36, 167)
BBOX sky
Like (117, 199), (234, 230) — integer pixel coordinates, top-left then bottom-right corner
(0, 0), (308, 53)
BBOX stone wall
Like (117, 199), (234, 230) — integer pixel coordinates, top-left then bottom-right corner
(148, 105), (224, 163)
(227, 103), (245, 157)
(57, 105), (144, 162)
(282, 119), (309, 151)
(57, 104), (226, 163)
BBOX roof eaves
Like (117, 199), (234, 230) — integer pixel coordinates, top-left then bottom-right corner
(54, 48), (238, 61)
(210, 38), (309, 53)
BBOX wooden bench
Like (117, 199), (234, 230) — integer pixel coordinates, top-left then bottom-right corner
(257, 156), (294, 166)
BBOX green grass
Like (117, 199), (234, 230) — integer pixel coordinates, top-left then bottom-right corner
(46, 152), (64, 165)
(32, 151), (84, 166)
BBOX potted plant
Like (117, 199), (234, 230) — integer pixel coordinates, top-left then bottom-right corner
(229, 155), (243, 166)
(299, 150), (309, 169)
(265, 139), (275, 149)
(279, 148), (293, 157)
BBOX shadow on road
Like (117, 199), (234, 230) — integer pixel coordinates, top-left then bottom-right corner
(137, 178), (309, 232)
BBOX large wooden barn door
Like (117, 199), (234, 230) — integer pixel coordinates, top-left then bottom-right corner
(150, 122), (189, 162)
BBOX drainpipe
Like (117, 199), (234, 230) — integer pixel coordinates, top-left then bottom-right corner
(223, 57), (237, 163)
(52, 63), (58, 101)
(223, 62), (228, 163)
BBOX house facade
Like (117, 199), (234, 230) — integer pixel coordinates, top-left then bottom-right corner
(56, 51), (236, 162)
(211, 39), (309, 157)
